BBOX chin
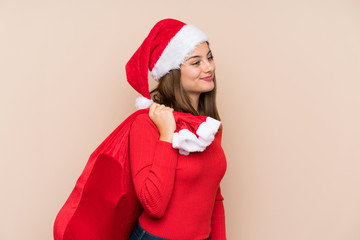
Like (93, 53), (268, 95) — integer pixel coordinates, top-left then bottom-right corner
(200, 85), (215, 93)
(203, 82), (215, 92)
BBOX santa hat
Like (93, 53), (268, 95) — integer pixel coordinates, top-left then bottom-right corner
(125, 18), (208, 109)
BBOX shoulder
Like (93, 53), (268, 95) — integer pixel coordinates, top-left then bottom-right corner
(130, 112), (158, 134)
(132, 112), (153, 125)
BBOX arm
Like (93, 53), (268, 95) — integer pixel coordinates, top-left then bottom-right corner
(210, 186), (226, 240)
(129, 115), (178, 218)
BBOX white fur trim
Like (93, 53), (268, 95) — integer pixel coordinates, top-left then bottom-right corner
(178, 149), (190, 156)
(135, 96), (153, 110)
(172, 116), (220, 155)
(196, 117), (221, 142)
(151, 24), (208, 81)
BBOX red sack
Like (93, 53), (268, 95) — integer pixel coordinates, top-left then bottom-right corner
(54, 109), (220, 240)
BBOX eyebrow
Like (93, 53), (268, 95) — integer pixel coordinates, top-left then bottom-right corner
(185, 50), (212, 61)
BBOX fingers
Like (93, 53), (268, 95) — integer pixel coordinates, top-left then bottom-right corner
(149, 102), (159, 116)
(148, 103), (176, 142)
(150, 103), (174, 114)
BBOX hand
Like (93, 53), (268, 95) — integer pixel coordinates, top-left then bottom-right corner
(149, 103), (176, 143)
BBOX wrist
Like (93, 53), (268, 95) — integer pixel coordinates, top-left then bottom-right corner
(159, 133), (173, 143)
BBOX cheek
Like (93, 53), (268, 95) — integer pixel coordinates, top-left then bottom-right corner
(181, 69), (200, 88)
(181, 68), (201, 81)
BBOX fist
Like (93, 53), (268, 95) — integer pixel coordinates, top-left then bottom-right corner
(149, 103), (176, 143)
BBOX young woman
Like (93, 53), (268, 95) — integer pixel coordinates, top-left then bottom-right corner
(126, 19), (227, 240)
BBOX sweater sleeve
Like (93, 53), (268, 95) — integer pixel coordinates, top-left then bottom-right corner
(129, 114), (178, 218)
(210, 186), (226, 240)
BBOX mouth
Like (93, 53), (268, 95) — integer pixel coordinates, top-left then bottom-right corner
(200, 76), (213, 82)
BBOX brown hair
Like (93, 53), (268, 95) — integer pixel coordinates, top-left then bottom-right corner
(149, 68), (221, 121)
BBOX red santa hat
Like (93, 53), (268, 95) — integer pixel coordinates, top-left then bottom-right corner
(125, 18), (209, 109)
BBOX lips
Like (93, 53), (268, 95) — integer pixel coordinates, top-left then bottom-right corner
(200, 76), (213, 81)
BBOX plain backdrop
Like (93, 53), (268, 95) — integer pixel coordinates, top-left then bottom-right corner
(1, 0), (360, 239)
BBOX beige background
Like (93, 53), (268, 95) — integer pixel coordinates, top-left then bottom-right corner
(1, 0), (360, 239)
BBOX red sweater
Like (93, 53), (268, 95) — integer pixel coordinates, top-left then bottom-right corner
(129, 114), (227, 240)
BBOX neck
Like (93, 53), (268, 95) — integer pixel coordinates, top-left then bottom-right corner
(188, 94), (200, 112)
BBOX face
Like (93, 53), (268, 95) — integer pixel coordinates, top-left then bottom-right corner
(180, 42), (216, 102)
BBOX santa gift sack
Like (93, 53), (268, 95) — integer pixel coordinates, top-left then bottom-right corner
(53, 109), (220, 240)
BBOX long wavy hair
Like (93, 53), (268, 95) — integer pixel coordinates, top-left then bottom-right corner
(150, 68), (221, 121)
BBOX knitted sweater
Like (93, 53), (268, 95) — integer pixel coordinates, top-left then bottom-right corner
(129, 114), (227, 240)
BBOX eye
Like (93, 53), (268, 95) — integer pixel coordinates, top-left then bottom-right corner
(191, 61), (200, 66)
(208, 55), (214, 61)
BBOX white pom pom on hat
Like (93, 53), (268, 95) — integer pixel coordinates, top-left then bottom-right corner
(125, 18), (209, 110)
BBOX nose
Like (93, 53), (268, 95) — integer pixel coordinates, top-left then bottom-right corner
(203, 58), (215, 73)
